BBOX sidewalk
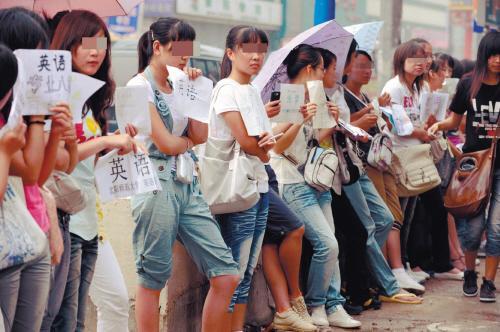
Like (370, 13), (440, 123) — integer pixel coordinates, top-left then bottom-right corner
(85, 199), (500, 332)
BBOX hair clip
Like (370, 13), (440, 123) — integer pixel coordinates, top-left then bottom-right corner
(151, 30), (155, 41)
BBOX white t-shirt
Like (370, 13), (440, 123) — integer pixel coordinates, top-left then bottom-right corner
(210, 78), (271, 192)
(210, 78), (272, 139)
(382, 76), (422, 149)
(127, 74), (188, 136)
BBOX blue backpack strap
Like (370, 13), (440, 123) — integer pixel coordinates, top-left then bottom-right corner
(143, 66), (174, 133)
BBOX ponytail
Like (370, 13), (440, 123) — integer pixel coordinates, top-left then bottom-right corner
(220, 25), (269, 79)
(138, 30), (152, 73)
(136, 17), (196, 74)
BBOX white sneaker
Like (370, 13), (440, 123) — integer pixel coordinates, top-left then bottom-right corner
(327, 305), (361, 328)
(310, 305), (329, 327)
(273, 308), (318, 332)
(406, 269), (427, 284)
(393, 268), (426, 294)
(406, 263), (430, 280)
(290, 296), (314, 324)
(434, 271), (464, 280)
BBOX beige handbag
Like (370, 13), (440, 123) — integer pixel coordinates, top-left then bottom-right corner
(390, 144), (441, 197)
(200, 137), (261, 215)
(44, 170), (88, 215)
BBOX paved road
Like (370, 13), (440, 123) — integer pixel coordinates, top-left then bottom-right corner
(86, 199), (500, 331)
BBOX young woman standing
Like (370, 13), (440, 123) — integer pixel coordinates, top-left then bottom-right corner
(429, 31), (500, 302)
(129, 18), (240, 332)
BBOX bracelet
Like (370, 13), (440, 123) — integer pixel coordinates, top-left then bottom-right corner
(28, 120), (46, 126)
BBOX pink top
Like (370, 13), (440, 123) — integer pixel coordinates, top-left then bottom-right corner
(24, 185), (50, 233)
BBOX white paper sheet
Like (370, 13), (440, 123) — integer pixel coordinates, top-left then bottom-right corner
(70, 72), (105, 123)
(13, 49), (71, 116)
(115, 86), (151, 136)
(94, 149), (161, 203)
(168, 65), (212, 123)
(307, 80), (336, 129)
(271, 83), (304, 123)
(420, 92), (449, 123)
(391, 104), (414, 136)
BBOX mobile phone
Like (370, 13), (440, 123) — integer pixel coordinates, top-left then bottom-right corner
(270, 91), (280, 102)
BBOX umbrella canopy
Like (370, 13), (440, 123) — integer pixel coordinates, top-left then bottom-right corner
(0, 0), (142, 17)
(253, 19), (353, 102)
(345, 21), (384, 55)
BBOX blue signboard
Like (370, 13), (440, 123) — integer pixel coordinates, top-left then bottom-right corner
(107, 5), (140, 36)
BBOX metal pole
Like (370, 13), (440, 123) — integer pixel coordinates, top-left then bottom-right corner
(314, 0), (335, 25)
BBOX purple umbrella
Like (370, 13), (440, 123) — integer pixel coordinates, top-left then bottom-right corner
(253, 19), (353, 102)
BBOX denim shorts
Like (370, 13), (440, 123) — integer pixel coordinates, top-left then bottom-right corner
(131, 158), (239, 290)
(217, 193), (269, 311)
(460, 169), (500, 257)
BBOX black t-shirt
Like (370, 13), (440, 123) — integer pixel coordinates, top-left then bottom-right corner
(344, 89), (379, 157)
(449, 76), (500, 168)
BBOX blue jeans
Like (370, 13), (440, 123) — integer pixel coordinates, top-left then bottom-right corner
(461, 169), (500, 257)
(52, 234), (98, 332)
(0, 244), (51, 332)
(282, 183), (344, 313)
(218, 193), (269, 311)
(343, 174), (399, 296)
(41, 211), (71, 331)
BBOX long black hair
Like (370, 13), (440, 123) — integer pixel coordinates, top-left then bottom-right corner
(318, 48), (337, 69)
(0, 8), (49, 118)
(221, 25), (269, 79)
(0, 8), (49, 50)
(470, 31), (499, 100)
(137, 17), (196, 73)
(283, 44), (322, 80)
(0, 44), (18, 119)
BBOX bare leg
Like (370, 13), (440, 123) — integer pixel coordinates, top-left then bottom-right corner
(386, 229), (404, 269)
(464, 251), (478, 271)
(262, 245), (292, 313)
(484, 256), (500, 281)
(278, 226), (304, 299)
(202, 275), (239, 332)
(135, 286), (161, 332)
(448, 215), (465, 270)
(231, 304), (247, 331)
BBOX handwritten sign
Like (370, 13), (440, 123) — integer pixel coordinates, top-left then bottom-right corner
(115, 86), (151, 136)
(272, 83), (304, 123)
(13, 49), (71, 116)
(94, 150), (161, 203)
(307, 80), (336, 129)
(167, 65), (212, 123)
(420, 92), (449, 123)
(70, 72), (105, 123)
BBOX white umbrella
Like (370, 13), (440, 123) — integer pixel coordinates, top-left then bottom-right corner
(253, 19), (353, 102)
(345, 21), (384, 55)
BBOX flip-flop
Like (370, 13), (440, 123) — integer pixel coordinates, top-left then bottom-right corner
(379, 293), (423, 304)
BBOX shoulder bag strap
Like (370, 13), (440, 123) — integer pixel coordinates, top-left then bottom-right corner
(143, 66), (174, 133)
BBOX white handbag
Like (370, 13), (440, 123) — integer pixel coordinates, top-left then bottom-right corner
(367, 132), (393, 171)
(200, 138), (260, 214)
(0, 179), (47, 270)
